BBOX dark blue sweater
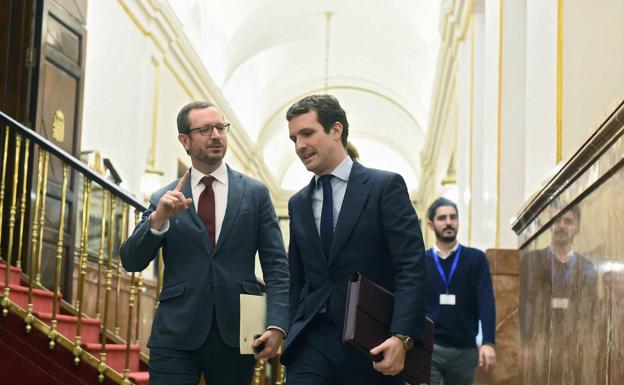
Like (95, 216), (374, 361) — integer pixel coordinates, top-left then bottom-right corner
(425, 245), (496, 348)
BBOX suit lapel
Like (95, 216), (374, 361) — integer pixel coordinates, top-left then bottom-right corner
(330, 162), (369, 263)
(213, 167), (244, 255)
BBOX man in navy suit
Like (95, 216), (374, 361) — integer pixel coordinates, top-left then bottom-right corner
(120, 101), (289, 385)
(282, 94), (426, 385)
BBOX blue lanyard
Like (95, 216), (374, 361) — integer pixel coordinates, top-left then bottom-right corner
(432, 245), (462, 292)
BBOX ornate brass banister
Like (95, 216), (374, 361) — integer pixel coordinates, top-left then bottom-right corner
(23, 149), (45, 328)
(16, 138), (31, 269)
(95, 190), (109, 320)
(34, 151), (49, 286)
(0, 111), (145, 210)
(0, 111), (151, 384)
(48, 163), (69, 349)
(73, 177), (92, 365)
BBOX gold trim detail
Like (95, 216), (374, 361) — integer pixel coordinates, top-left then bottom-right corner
(4, 133), (21, 307)
(117, 0), (195, 100)
(95, 190), (109, 320)
(35, 152), (50, 285)
(468, 15), (475, 245)
(17, 138), (31, 269)
(496, 0), (503, 248)
(0, 127), (10, 265)
(556, 0), (563, 163)
(74, 177), (92, 365)
(52, 110), (65, 143)
(146, 58), (164, 174)
(49, 164), (69, 349)
(24, 150), (45, 327)
(1, 128), (16, 316)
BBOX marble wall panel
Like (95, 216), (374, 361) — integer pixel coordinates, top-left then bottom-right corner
(518, 167), (624, 384)
(475, 249), (520, 385)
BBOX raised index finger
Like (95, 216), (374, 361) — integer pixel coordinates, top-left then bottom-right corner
(174, 170), (189, 192)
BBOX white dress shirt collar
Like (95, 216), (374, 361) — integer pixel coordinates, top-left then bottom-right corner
(433, 241), (460, 260)
(190, 162), (228, 188)
(313, 156), (353, 186)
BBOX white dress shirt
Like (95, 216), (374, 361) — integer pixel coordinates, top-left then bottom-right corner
(190, 163), (228, 241)
(311, 156), (353, 236)
(151, 162), (229, 237)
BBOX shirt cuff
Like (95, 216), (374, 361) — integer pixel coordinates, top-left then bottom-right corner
(267, 325), (287, 338)
(149, 218), (170, 235)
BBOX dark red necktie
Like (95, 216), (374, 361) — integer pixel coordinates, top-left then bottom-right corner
(198, 176), (216, 248)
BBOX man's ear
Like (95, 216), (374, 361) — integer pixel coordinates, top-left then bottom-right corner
(331, 122), (343, 139)
(427, 220), (434, 231)
(178, 133), (190, 150)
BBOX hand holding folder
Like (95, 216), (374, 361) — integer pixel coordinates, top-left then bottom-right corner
(342, 272), (434, 385)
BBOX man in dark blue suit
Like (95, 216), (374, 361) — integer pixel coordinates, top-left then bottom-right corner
(282, 95), (426, 385)
(120, 101), (289, 385)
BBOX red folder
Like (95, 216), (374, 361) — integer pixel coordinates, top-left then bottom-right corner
(342, 272), (434, 385)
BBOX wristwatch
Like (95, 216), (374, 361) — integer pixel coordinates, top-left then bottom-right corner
(393, 333), (414, 351)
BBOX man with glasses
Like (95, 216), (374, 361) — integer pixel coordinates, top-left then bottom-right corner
(121, 101), (289, 385)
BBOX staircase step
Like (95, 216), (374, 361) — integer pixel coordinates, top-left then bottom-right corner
(35, 312), (101, 344)
(0, 263), (21, 285)
(4, 284), (60, 313)
(129, 371), (150, 385)
(83, 343), (141, 373)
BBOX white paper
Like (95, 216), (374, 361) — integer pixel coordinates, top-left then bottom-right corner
(239, 294), (267, 354)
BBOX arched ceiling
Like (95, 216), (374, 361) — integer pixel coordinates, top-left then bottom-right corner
(169, 0), (440, 192)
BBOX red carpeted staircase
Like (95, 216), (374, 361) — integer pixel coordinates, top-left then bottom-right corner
(0, 262), (150, 385)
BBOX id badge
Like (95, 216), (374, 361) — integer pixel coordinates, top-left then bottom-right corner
(440, 294), (456, 305)
(551, 297), (569, 309)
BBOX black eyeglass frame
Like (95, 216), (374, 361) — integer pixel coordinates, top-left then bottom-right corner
(186, 123), (231, 136)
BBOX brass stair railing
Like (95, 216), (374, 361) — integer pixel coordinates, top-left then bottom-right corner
(0, 110), (287, 384)
(0, 110), (148, 384)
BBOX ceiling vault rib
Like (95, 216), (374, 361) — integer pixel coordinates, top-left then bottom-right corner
(255, 85), (425, 149)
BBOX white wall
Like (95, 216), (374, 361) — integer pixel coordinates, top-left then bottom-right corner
(82, 0), (155, 194)
(524, 0), (558, 199)
(498, 0), (526, 247)
(563, 0), (624, 160)
(81, 0), (254, 199)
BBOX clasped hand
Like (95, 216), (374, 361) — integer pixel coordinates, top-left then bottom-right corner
(252, 329), (284, 360)
(370, 336), (406, 376)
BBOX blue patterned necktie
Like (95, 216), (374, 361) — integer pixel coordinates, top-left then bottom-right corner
(319, 175), (334, 258)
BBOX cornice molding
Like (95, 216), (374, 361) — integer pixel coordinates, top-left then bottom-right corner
(117, 0), (282, 198)
(417, 0), (472, 203)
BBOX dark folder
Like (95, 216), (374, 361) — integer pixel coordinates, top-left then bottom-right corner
(342, 272), (434, 385)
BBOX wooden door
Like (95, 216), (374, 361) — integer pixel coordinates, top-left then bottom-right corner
(31, 0), (87, 301)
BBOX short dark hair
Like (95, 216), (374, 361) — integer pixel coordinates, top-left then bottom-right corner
(427, 197), (458, 222)
(176, 100), (217, 133)
(562, 204), (581, 224)
(286, 94), (349, 147)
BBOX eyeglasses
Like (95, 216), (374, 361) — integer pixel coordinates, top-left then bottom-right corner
(187, 123), (231, 136)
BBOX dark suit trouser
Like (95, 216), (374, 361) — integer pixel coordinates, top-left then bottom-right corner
(148, 313), (255, 385)
(429, 343), (478, 385)
(285, 314), (402, 385)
